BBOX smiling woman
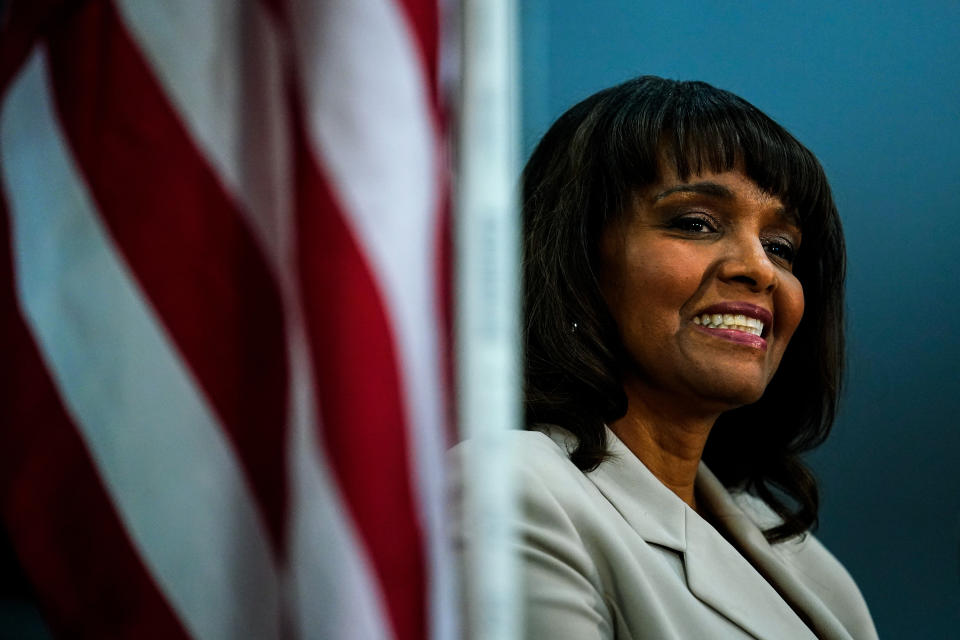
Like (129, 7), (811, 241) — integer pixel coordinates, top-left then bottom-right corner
(451, 76), (876, 639)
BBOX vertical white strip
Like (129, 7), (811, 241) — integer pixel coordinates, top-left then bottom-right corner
(456, 1), (522, 640)
(0, 49), (280, 640)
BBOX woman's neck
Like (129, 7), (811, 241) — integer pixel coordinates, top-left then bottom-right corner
(608, 384), (721, 513)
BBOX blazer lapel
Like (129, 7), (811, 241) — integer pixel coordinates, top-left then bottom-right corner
(574, 427), (818, 640)
(683, 507), (818, 639)
(696, 465), (856, 640)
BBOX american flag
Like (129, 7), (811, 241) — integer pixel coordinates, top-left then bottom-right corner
(0, 0), (455, 638)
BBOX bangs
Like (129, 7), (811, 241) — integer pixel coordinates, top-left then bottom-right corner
(603, 79), (832, 234)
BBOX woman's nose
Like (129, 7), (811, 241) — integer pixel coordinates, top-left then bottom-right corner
(717, 236), (777, 293)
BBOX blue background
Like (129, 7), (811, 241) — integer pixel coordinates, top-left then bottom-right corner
(520, 1), (960, 637)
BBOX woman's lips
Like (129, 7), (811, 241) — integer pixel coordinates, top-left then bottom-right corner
(692, 323), (768, 350)
(690, 302), (772, 350)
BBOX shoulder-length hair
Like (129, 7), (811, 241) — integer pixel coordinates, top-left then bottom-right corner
(522, 76), (845, 542)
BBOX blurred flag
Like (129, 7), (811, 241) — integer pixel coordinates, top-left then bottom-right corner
(0, 0), (453, 638)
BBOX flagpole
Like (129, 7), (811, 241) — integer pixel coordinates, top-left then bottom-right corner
(455, 0), (521, 638)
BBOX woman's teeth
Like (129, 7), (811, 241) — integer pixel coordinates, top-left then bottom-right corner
(693, 313), (764, 336)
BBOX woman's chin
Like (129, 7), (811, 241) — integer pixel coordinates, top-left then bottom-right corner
(682, 376), (769, 413)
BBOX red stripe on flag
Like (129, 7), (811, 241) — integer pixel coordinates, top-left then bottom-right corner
(0, 194), (192, 640)
(0, 0), (72, 94)
(435, 183), (456, 445)
(255, 0), (287, 26)
(392, 0), (440, 106)
(42, 1), (290, 552)
(292, 113), (428, 640)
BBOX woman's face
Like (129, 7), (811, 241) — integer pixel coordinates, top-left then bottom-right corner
(598, 167), (805, 412)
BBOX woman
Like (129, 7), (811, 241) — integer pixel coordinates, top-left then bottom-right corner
(454, 77), (878, 639)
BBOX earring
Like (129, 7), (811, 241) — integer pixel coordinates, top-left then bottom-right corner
(570, 322), (579, 334)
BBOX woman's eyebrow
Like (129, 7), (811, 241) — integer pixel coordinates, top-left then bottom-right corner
(653, 181), (733, 201)
(776, 207), (802, 230)
(654, 183), (801, 226)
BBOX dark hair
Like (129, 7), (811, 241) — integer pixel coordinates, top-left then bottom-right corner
(522, 76), (845, 542)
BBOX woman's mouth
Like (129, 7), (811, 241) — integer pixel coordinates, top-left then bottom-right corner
(692, 319), (768, 350)
(690, 304), (770, 350)
(692, 313), (763, 336)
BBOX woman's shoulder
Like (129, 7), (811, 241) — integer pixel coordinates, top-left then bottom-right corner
(447, 425), (615, 536)
(730, 491), (856, 580)
(448, 427), (620, 638)
(448, 426), (590, 493)
(727, 491), (877, 636)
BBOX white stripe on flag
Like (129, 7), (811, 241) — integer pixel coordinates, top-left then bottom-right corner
(285, 329), (395, 640)
(112, 0), (293, 274)
(287, 1), (454, 636)
(0, 48), (281, 640)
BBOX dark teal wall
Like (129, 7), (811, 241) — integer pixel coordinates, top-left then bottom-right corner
(520, 1), (960, 637)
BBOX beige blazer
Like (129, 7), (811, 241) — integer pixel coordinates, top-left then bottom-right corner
(451, 426), (878, 640)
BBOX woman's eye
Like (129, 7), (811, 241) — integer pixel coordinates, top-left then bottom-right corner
(670, 215), (716, 233)
(764, 239), (796, 263)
